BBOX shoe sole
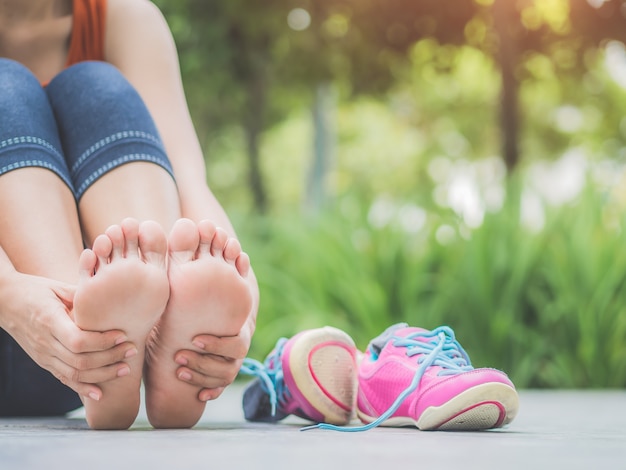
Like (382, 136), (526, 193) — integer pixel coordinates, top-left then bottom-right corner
(358, 382), (519, 431)
(283, 327), (358, 425)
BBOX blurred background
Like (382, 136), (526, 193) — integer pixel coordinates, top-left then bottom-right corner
(153, 0), (626, 388)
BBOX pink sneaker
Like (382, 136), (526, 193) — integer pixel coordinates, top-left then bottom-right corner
(354, 324), (519, 431)
(240, 327), (358, 425)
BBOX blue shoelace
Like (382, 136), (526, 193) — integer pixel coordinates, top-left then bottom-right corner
(239, 338), (290, 417)
(301, 326), (474, 432)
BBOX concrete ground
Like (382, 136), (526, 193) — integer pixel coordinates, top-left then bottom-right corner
(0, 386), (624, 470)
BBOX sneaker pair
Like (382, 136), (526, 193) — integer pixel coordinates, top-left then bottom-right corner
(239, 323), (519, 431)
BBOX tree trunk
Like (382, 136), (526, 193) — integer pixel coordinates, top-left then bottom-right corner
(494, 0), (521, 171)
(305, 82), (336, 212)
(243, 70), (268, 213)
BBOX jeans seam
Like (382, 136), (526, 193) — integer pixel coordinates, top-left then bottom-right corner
(0, 160), (73, 189)
(0, 136), (65, 164)
(70, 130), (163, 174)
(74, 153), (174, 198)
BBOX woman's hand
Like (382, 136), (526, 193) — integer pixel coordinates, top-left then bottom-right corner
(173, 312), (256, 401)
(0, 271), (137, 401)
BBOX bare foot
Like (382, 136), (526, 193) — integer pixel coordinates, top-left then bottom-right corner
(73, 218), (169, 430)
(144, 218), (252, 428)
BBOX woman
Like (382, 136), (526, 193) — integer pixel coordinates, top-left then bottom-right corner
(0, 0), (259, 429)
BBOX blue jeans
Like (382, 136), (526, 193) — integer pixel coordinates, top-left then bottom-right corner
(0, 59), (175, 416)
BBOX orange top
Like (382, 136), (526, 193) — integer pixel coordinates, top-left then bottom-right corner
(66, 0), (107, 66)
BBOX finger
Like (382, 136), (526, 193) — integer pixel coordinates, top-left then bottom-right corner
(190, 334), (249, 360)
(175, 365), (236, 390)
(50, 355), (132, 387)
(52, 314), (128, 354)
(175, 350), (240, 381)
(50, 280), (76, 309)
(199, 387), (225, 402)
(64, 342), (138, 372)
(47, 358), (104, 401)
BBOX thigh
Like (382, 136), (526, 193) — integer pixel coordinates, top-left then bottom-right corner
(0, 329), (81, 417)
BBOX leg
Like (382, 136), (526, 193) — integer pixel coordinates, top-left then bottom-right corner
(0, 58), (83, 415)
(45, 61), (180, 242)
(144, 219), (252, 428)
(47, 61), (251, 428)
(0, 59), (83, 283)
(46, 62), (177, 428)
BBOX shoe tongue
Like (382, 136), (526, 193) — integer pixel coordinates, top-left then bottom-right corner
(369, 324), (437, 357)
(368, 323), (409, 356)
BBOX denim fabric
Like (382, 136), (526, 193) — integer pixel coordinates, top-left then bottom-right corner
(0, 59), (73, 190)
(0, 58), (174, 200)
(0, 58), (175, 416)
(46, 61), (174, 199)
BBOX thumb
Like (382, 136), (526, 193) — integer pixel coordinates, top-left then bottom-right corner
(51, 280), (76, 312)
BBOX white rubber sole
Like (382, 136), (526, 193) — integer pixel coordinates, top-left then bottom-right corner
(358, 382), (519, 431)
(286, 327), (358, 425)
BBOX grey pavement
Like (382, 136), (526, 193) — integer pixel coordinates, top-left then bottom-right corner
(0, 385), (624, 470)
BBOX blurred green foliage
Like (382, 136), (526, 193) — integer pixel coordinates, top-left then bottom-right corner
(151, 0), (626, 387)
(237, 180), (626, 388)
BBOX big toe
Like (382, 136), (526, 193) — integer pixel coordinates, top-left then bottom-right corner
(168, 218), (200, 263)
(139, 220), (168, 267)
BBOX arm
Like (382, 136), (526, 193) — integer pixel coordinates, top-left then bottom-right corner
(104, 0), (259, 317)
(104, 0), (233, 228)
(104, 0), (259, 396)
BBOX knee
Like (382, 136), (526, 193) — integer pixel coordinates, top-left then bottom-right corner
(47, 61), (137, 104)
(0, 58), (38, 83)
(0, 58), (43, 102)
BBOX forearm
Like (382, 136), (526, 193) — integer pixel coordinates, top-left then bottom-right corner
(178, 182), (238, 236)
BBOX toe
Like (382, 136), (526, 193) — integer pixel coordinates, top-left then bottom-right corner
(223, 238), (242, 265)
(197, 220), (217, 257)
(91, 233), (113, 267)
(121, 218), (140, 258)
(235, 252), (250, 278)
(105, 225), (125, 260)
(138, 220), (168, 267)
(78, 248), (98, 281)
(168, 218), (200, 263)
(210, 227), (228, 257)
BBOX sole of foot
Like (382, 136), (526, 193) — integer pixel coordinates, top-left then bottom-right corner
(144, 218), (252, 428)
(73, 218), (170, 430)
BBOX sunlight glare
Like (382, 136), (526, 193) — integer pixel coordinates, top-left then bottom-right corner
(587, 0), (609, 8)
(287, 8), (311, 31)
(528, 149), (587, 207)
(553, 105), (584, 133)
(605, 41), (626, 89)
